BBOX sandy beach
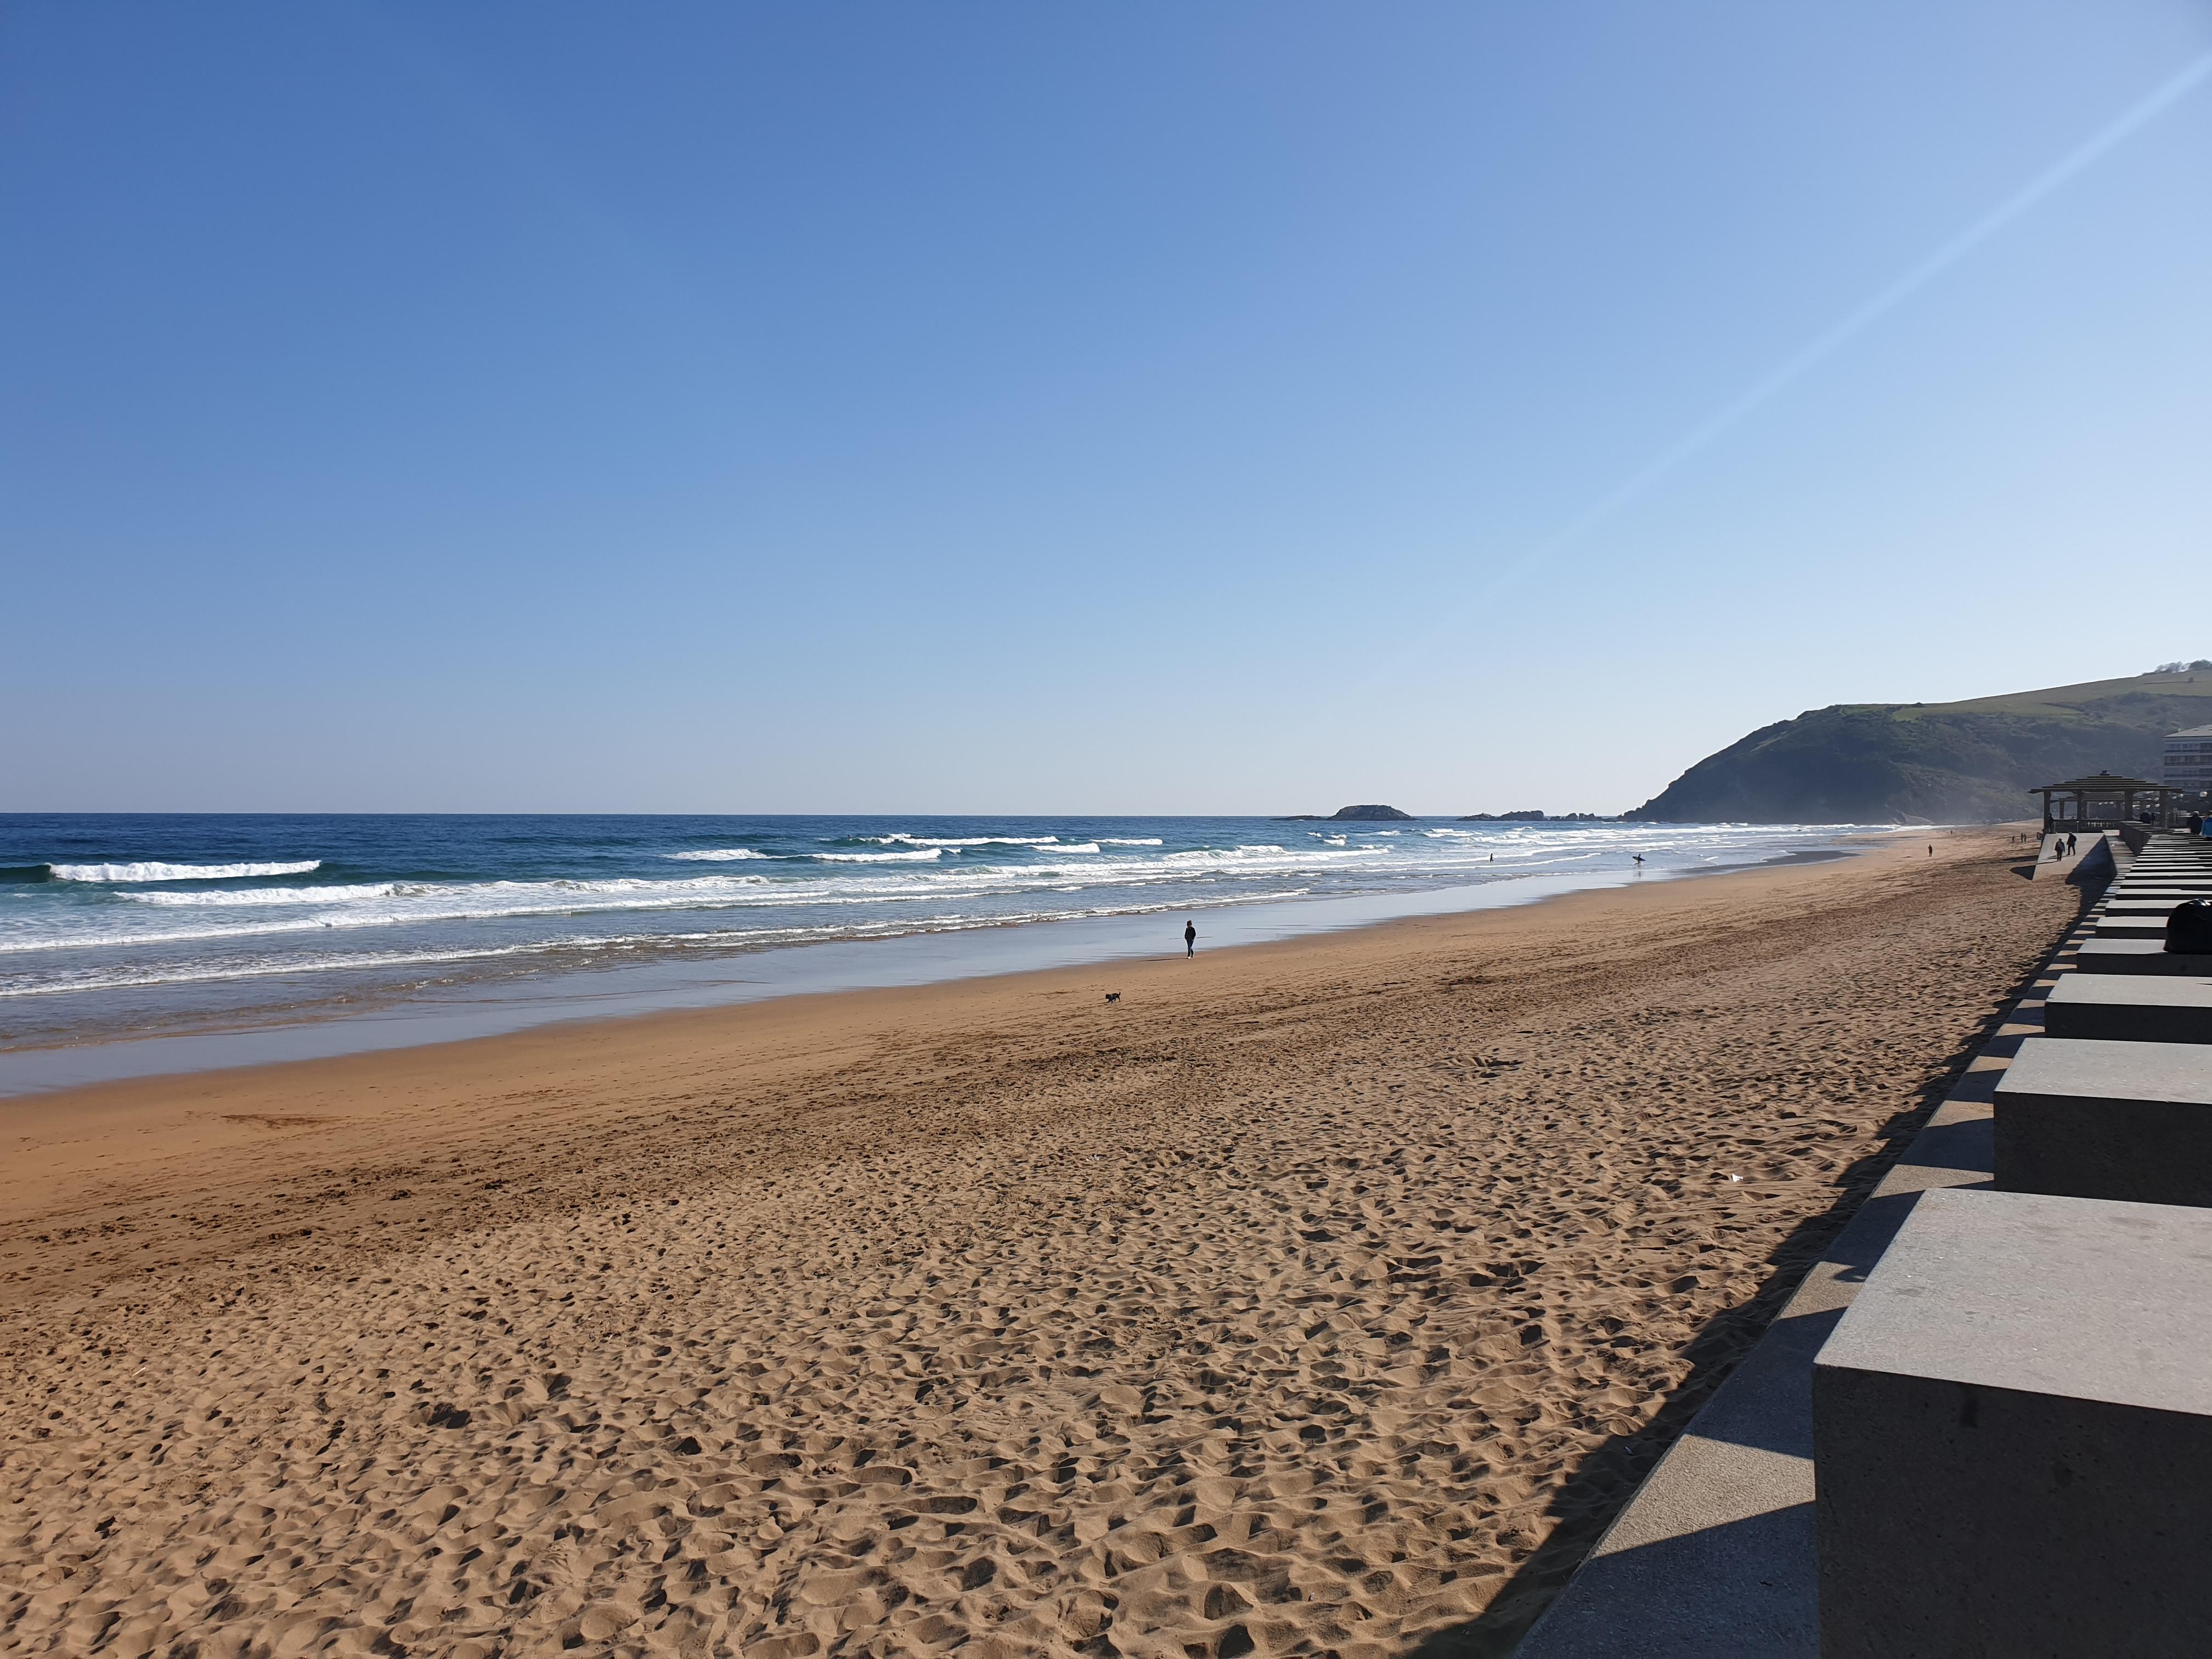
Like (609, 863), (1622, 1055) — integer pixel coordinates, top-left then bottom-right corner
(1, 828), (2076, 1658)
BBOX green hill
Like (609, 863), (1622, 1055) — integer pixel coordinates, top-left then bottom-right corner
(1630, 667), (2212, 823)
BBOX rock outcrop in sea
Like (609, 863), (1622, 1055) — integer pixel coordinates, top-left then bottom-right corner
(1330, 804), (1414, 821)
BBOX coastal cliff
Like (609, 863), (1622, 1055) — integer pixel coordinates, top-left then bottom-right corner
(1632, 668), (2212, 823)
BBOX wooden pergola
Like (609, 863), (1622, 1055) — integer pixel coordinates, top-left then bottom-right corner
(2031, 771), (2180, 832)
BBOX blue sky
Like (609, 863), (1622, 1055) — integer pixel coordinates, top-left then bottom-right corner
(5, 2), (2209, 814)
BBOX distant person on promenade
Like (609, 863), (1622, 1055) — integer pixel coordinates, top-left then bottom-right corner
(1184, 919), (1197, 957)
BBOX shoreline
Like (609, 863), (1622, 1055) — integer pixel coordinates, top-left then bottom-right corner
(0, 825), (2066, 1657)
(4, 830), (1921, 1283)
(0, 837), (1875, 1101)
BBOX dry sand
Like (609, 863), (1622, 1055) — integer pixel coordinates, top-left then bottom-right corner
(0, 828), (2077, 1658)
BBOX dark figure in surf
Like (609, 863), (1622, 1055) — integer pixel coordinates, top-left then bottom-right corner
(1184, 919), (1197, 957)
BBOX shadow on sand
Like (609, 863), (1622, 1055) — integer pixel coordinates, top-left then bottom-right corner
(1400, 872), (2101, 1658)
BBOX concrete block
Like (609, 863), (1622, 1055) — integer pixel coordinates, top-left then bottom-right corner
(1993, 1036), (2212, 1206)
(1814, 1187), (2212, 1659)
(2073, 939), (2212, 975)
(2089, 916), (2167, 935)
(2044, 974), (2212, 1045)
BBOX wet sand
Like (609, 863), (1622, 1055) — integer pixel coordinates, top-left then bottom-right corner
(0, 827), (2074, 1657)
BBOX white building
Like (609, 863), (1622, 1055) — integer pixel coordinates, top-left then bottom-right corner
(2162, 725), (2212, 794)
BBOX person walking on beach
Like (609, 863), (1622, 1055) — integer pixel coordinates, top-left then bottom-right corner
(1184, 918), (1197, 957)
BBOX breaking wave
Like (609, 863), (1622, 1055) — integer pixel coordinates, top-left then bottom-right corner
(860, 834), (1064, 849)
(47, 860), (324, 883)
(0, 819), (1884, 1061)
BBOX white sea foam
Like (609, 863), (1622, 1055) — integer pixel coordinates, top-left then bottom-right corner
(47, 860), (323, 883)
(116, 873), (788, 912)
(1161, 844), (1380, 867)
(863, 834), (1063, 849)
(0, 882), (1326, 996)
(1, 853), (1357, 956)
(0, 825), (1888, 1011)
(123, 882), (406, 908)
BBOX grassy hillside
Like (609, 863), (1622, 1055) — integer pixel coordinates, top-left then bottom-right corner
(1631, 668), (2212, 823)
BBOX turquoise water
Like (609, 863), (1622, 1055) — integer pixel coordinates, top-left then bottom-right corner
(0, 813), (1878, 1091)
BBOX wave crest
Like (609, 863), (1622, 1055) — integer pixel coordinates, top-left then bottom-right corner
(48, 860), (324, 883)
(860, 834), (1063, 849)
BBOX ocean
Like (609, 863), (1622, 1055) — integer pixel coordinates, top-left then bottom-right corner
(0, 813), (1881, 1093)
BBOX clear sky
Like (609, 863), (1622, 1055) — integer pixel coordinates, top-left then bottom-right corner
(5, 2), (2209, 815)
